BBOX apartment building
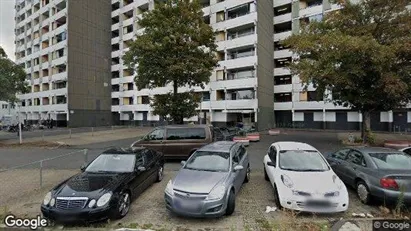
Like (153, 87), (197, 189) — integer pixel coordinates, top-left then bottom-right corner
(15, 0), (112, 127)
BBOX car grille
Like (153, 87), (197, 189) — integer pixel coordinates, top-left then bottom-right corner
(173, 189), (208, 200)
(297, 200), (338, 208)
(55, 197), (88, 210)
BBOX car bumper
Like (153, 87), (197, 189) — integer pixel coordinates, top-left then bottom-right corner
(41, 205), (111, 223)
(370, 186), (411, 204)
(164, 193), (227, 218)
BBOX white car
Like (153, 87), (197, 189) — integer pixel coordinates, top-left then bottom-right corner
(400, 147), (411, 155)
(263, 141), (349, 213)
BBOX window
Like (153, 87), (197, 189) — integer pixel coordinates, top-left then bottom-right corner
(232, 150), (240, 165)
(143, 150), (155, 165)
(369, 152), (411, 170)
(268, 146), (277, 165)
(274, 93), (292, 102)
(331, 149), (350, 160)
(226, 89), (255, 100)
(166, 128), (206, 140)
(279, 150), (329, 171)
(146, 129), (165, 140)
(274, 75), (292, 85)
(346, 151), (366, 166)
(202, 92), (210, 101)
(403, 148), (411, 155)
(185, 151), (230, 172)
(237, 146), (246, 161)
(135, 155), (144, 168)
(2, 104), (7, 109)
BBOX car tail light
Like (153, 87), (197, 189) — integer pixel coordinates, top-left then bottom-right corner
(380, 178), (399, 190)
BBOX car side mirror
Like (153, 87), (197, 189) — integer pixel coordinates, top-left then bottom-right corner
(267, 161), (276, 167)
(137, 166), (146, 172)
(234, 165), (244, 171)
(80, 164), (86, 172)
(181, 161), (186, 166)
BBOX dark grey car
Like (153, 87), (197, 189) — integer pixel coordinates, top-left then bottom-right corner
(326, 147), (411, 205)
(164, 141), (250, 217)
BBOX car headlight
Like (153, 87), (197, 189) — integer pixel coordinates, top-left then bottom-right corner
(206, 185), (226, 201)
(281, 175), (293, 188)
(324, 191), (340, 197)
(50, 198), (55, 207)
(88, 199), (96, 208)
(96, 192), (112, 207)
(165, 180), (174, 196)
(43, 192), (52, 205)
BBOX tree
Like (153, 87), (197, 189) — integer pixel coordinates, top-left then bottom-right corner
(0, 46), (28, 102)
(123, 0), (218, 124)
(283, 0), (411, 143)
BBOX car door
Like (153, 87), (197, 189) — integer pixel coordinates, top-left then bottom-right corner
(231, 146), (243, 193)
(164, 128), (187, 158)
(130, 154), (146, 198)
(138, 128), (165, 153)
(142, 149), (158, 185)
(265, 146), (278, 187)
(327, 149), (350, 180)
(343, 150), (367, 187)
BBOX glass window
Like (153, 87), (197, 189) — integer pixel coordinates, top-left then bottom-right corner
(347, 151), (366, 166)
(279, 150), (330, 171)
(331, 149), (350, 160)
(238, 146), (246, 160)
(166, 128), (206, 140)
(268, 146), (277, 165)
(143, 150), (155, 164)
(86, 154), (136, 173)
(232, 151), (240, 165)
(369, 152), (411, 170)
(185, 151), (230, 172)
(146, 129), (164, 140)
(403, 148), (411, 155)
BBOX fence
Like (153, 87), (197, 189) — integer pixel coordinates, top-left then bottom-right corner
(0, 149), (88, 207)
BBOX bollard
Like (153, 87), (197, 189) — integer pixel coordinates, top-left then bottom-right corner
(84, 149), (88, 165)
(40, 161), (43, 188)
(69, 129), (72, 139)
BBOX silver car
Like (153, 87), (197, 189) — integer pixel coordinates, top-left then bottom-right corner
(164, 141), (250, 217)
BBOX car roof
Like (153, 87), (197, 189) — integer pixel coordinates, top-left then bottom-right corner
(273, 141), (317, 151)
(102, 147), (146, 155)
(351, 146), (403, 154)
(198, 141), (238, 153)
(156, 124), (211, 129)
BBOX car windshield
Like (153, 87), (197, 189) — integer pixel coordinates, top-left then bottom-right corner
(369, 152), (411, 170)
(279, 150), (330, 172)
(184, 151), (230, 172)
(85, 154), (136, 173)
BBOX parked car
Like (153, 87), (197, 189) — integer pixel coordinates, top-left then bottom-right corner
(263, 141), (349, 213)
(213, 127), (235, 141)
(164, 141), (250, 217)
(41, 147), (164, 223)
(131, 125), (229, 159)
(399, 147), (411, 155)
(326, 147), (411, 205)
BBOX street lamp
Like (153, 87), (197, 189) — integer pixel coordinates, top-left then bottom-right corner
(17, 101), (22, 144)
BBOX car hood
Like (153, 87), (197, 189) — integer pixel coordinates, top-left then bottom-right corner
(283, 170), (342, 193)
(53, 172), (130, 198)
(173, 169), (228, 194)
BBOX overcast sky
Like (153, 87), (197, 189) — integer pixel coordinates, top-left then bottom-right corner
(0, 0), (16, 61)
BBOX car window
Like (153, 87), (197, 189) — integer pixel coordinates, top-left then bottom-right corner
(369, 152), (411, 170)
(232, 151), (240, 165)
(331, 149), (350, 160)
(268, 146), (277, 165)
(346, 150), (366, 166)
(135, 155), (144, 168)
(279, 150), (330, 171)
(185, 151), (230, 172)
(403, 148), (411, 155)
(143, 150), (155, 164)
(166, 128), (206, 140)
(212, 127), (224, 141)
(146, 129), (164, 140)
(237, 146), (246, 161)
(86, 154), (136, 173)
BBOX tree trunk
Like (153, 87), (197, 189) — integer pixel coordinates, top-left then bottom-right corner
(172, 81), (184, 124)
(361, 111), (371, 144)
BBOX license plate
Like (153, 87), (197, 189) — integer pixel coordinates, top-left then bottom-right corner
(175, 200), (199, 211)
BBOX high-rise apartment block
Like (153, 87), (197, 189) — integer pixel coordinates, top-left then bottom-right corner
(16, 0), (411, 131)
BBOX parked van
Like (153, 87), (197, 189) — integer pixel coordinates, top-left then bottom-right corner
(131, 125), (231, 159)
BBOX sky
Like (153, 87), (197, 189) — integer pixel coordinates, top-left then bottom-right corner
(0, 0), (16, 61)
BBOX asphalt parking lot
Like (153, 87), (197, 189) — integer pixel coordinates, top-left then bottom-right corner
(1, 131), (383, 230)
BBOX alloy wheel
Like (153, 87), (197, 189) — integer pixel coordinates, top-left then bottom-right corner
(119, 193), (130, 216)
(357, 184), (369, 202)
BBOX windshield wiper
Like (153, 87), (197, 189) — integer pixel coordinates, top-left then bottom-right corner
(299, 169), (327, 172)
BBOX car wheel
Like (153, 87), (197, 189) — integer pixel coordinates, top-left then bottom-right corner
(243, 165), (250, 183)
(273, 184), (282, 209)
(264, 167), (269, 181)
(156, 165), (164, 182)
(225, 189), (235, 216)
(357, 181), (371, 204)
(114, 191), (131, 219)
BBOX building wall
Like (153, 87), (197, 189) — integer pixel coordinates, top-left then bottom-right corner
(66, 0), (112, 127)
(256, 0), (275, 131)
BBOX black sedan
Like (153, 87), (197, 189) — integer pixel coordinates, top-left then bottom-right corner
(41, 147), (164, 223)
(326, 147), (411, 205)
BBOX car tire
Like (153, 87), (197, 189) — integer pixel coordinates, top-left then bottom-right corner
(264, 167), (269, 181)
(225, 189), (235, 216)
(273, 184), (282, 209)
(113, 191), (131, 219)
(243, 165), (250, 183)
(156, 165), (164, 182)
(356, 181), (371, 205)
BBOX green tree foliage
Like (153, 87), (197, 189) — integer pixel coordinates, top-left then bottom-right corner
(123, 0), (218, 124)
(283, 0), (411, 142)
(0, 47), (28, 102)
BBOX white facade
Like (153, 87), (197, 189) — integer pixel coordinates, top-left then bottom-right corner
(15, 0), (68, 123)
(0, 102), (18, 125)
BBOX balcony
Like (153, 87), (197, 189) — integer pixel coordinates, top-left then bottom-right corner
(218, 33), (257, 51)
(300, 5), (323, 18)
(226, 99), (257, 110)
(210, 77), (256, 90)
(219, 56), (257, 70)
(274, 67), (291, 76)
(274, 49), (292, 59)
(274, 31), (292, 41)
(214, 12), (257, 31)
(274, 84), (292, 93)
(274, 102), (293, 110)
(274, 13), (292, 24)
